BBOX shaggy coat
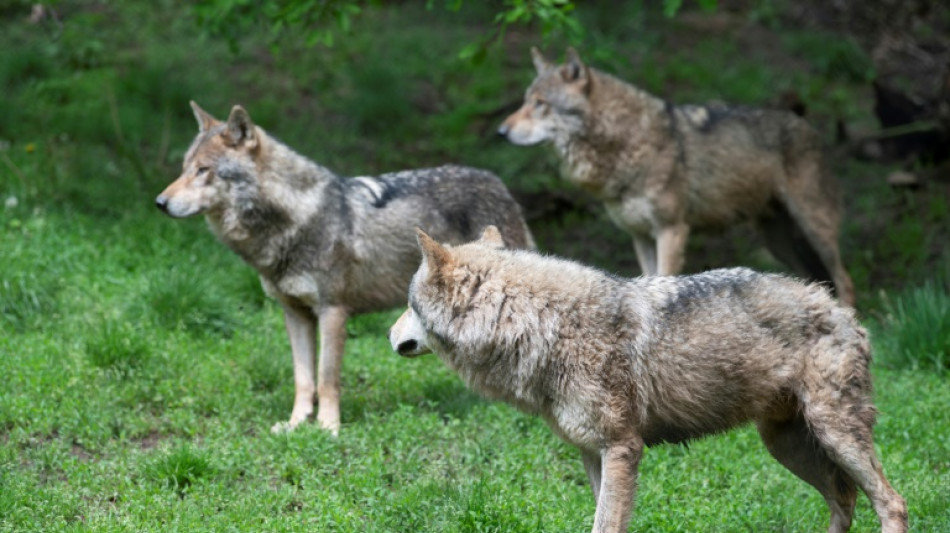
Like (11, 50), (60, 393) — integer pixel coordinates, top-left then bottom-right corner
(499, 48), (855, 306)
(390, 228), (906, 533)
(157, 103), (534, 433)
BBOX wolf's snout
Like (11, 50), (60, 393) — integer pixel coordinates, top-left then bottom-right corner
(396, 340), (418, 355)
(155, 195), (169, 213)
(389, 308), (431, 357)
(497, 123), (510, 137)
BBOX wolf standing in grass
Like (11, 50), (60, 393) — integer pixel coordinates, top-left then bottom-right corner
(390, 227), (906, 533)
(156, 102), (534, 433)
(500, 48), (856, 306)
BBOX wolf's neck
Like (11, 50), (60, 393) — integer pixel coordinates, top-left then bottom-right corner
(554, 72), (668, 196)
(572, 71), (665, 148)
(258, 134), (338, 192)
(443, 312), (557, 415)
(206, 132), (343, 273)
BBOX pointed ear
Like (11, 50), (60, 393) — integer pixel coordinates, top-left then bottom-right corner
(531, 47), (553, 74)
(416, 228), (454, 274)
(190, 101), (218, 132)
(224, 105), (257, 149)
(477, 225), (505, 248)
(561, 47), (589, 84)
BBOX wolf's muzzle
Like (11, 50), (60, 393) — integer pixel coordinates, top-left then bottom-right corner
(155, 195), (169, 213)
(396, 340), (418, 356)
(389, 309), (431, 357)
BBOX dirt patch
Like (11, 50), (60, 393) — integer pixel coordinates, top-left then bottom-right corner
(134, 429), (164, 451)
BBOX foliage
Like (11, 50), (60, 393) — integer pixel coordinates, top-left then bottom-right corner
(194, 0), (366, 48)
(783, 30), (875, 82)
(662, 0), (718, 18)
(456, 0), (583, 63)
(194, 0), (583, 58)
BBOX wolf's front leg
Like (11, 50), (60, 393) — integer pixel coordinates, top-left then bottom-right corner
(655, 224), (689, 276)
(272, 302), (318, 433)
(591, 439), (643, 533)
(315, 305), (348, 435)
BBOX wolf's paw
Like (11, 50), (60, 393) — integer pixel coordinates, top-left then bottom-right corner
(317, 415), (341, 437)
(270, 420), (299, 434)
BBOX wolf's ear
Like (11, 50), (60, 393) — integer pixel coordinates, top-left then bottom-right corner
(477, 225), (505, 248)
(224, 105), (258, 149)
(190, 101), (218, 132)
(416, 228), (454, 275)
(562, 47), (589, 86)
(531, 46), (554, 74)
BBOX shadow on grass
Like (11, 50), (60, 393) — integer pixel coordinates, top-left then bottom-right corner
(341, 373), (484, 427)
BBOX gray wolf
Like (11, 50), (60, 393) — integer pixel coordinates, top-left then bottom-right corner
(499, 47), (856, 307)
(389, 227), (906, 533)
(155, 102), (534, 434)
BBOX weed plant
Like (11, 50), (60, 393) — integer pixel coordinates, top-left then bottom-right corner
(874, 267), (950, 374)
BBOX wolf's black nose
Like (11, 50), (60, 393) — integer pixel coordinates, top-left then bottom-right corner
(155, 196), (169, 213)
(497, 124), (509, 137)
(397, 340), (418, 355)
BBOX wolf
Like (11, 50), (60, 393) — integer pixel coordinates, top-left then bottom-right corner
(155, 102), (534, 434)
(389, 227), (907, 533)
(499, 47), (856, 307)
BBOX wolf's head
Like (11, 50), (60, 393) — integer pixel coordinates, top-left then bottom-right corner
(389, 226), (506, 358)
(498, 47), (592, 146)
(155, 102), (261, 218)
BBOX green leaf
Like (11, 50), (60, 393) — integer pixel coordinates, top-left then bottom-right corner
(663, 0), (684, 18)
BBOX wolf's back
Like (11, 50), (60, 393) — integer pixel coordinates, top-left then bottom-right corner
(366, 164), (535, 250)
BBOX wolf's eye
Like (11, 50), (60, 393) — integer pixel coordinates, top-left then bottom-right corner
(534, 99), (546, 108)
(197, 166), (210, 174)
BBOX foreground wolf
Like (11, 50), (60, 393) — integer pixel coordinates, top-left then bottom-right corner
(499, 48), (856, 306)
(390, 227), (906, 533)
(156, 102), (534, 433)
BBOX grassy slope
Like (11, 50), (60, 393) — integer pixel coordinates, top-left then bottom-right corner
(0, 2), (948, 532)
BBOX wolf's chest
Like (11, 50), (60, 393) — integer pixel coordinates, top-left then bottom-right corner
(604, 197), (658, 235)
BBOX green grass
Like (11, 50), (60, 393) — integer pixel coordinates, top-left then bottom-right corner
(873, 272), (950, 374)
(1, 2), (948, 532)
(1, 202), (948, 533)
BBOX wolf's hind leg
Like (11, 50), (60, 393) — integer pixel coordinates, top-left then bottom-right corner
(802, 406), (908, 533)
(316, 305), (348, 435)
(757, 415), (857, 533)
(777, 158), (855, 306)
(759, 200), (832, 281)
(272, 302), (318, 433)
